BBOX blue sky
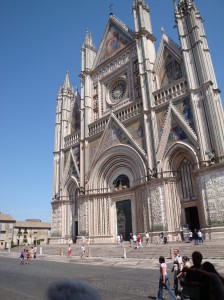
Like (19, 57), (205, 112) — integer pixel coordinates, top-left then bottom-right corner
(0, 0), (224, 222)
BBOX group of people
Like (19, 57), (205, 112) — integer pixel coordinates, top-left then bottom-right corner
(20, 245), (37, 265)
(128, 233), (144, 249)
(67, 244), (86, 259)
(155, 248), (224, 300)
(188, 229), (203, 245)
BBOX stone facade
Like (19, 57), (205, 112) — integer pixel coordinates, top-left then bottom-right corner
(51, 0), (224, 244)
(13, 219), (51, 246)
(0, 213), (16, 249)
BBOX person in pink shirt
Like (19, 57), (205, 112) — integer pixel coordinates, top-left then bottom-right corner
(155, 256), (176, 300)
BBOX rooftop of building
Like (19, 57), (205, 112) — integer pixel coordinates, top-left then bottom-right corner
(0, 212), (16, 222)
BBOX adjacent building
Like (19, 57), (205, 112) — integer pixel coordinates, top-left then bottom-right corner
(13, 219), (51, 246)
(0, 212), (16, 249)
(51, 0), (224, 243)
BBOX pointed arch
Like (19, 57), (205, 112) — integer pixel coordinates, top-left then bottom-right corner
(162, 141), (199, 172)
(88, 144), (147, 190)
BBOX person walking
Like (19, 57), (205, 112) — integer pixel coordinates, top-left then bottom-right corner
(137, 235), (143, 249)
(155, 256), (176, 300)
(171, 248), (182, 295)
(132, 233), (137, 248)
(67, 245), (72, 258)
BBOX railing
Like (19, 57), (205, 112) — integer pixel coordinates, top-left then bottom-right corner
(153, 78), (188, 106)
(64, 130), (80, 148)
(89, 100), (143, 137)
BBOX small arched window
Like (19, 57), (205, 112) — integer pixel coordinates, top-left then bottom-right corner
(113, 174), (130, 190)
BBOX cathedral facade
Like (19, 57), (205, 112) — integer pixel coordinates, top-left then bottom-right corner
(51, 0), (224, 244)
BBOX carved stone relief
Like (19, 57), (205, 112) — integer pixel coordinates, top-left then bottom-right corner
(200, 171), (224, 226)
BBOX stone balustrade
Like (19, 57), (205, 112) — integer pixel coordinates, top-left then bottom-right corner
(64, 131), (80, 148)
(89, 101), (143, 137)
(153, 79), (188, 106)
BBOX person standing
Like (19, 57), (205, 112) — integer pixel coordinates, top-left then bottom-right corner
(30, 246), (34, 258)
(155, 256), (176, 300)
(116, 234), (121, 245)
(197, 230), (203, 244)
(172, 249), (182, 295)
(145, 232), (150, 246)
(81, 244), (85, 258)
(34, 245), (37, 259)
(20, 248), (26, 265)
(193, 229), (199, 245)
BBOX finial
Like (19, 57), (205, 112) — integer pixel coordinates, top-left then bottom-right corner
(63, 71), (70, 89)
(109, 3), (114, 16)
(161, 27), (166, 35)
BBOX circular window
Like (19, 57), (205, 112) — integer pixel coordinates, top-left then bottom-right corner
(110, 80), (127, 103)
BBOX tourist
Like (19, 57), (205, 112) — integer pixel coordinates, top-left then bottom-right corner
(188, 230), (193, 242)
(197, 230), (203, 244)
(120, 234), (123, 247)
(47, 280), (101, 300)
(81, 244), (85, 258)
(116, 234), (121, 245)
(193, 229), (199, 245)
(34, 245), (37, 258)
(20, 248), (26, 265)
(183, 251), (210, 300)
(184, 261), (224, 300)
(67, 245), (72, 258)
(30, 246), (34, 258)
(137, 235), (143, 249)
(171, 248), (182, 295)
(176, 255), (191, 299)
(155, 256), (176, 300)
(132, 233), (137, 248)
(26, 249), (31, 264)
(145, 231), (150, 246)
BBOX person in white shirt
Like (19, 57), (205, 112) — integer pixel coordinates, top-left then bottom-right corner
(172, 249), (182, 296)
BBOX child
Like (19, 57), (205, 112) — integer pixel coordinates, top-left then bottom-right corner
(155, 256), (176, 300)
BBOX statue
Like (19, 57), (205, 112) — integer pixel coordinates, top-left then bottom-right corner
(205, 149), (216, 164)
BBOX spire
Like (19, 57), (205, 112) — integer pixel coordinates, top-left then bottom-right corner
(63, 71), (70, 89)
(83, 30), (95, 48)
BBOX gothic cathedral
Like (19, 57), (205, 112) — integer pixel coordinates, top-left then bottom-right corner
(51, 0), (224, 244)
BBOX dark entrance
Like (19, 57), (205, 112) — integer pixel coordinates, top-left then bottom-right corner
(185, 206), (200, 231)
(116, 199), (132, 241)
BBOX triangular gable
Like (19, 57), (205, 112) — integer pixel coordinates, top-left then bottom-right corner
(156, 102), (198, 162)
(94, 15), (134, 68)
(88, 113), (147, 177)
(154, 31), (183, 87)
(61, 148), (80, 187)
